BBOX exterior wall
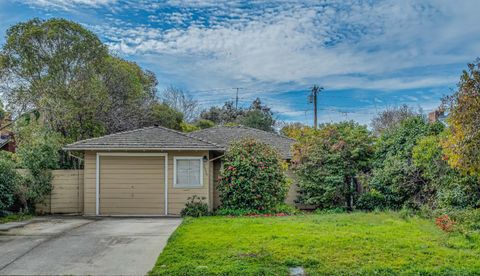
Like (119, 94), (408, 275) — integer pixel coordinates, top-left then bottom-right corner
(83, 150), (211, 216)
(212, 159), (222, 209)
(36, 170), (84, 214)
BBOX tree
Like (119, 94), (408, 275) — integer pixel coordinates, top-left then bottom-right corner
(442, 60), (480, 175)
(371, 104), (417, 135)
(217, 138), (289, 211)
(99, 56), (157, 134)
(194, 119), (215, 129)
(413, 135), (480, 209)
(150, 103), (184, 130)
(200, 101), (241, 124)
(368, 116), (443, 209)
(279, 122), (313, 139)
(292, 121), (374, 210)
(161, 86), (199, 122)
(0, 18), (109, 141)
(200, 98), (275, 131)
(0, 18), (160, 142)
(238, 98), (275, 132)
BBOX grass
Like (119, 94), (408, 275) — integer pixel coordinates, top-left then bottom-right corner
(0, 213), (32, 224)
(150, 212), (480, 275)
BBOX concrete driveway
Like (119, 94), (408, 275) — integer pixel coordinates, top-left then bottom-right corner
(0, 217), (182, 275)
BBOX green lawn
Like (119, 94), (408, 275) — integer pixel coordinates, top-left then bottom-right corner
(150, 212), (480, 275)
(0, 213), (32, 224)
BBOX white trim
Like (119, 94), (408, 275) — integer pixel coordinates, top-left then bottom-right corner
(95, 153), (100, 216)
(164, 154), (168, 215)
(97, 152), (168, 157)
(64, 147), (223, 151)
(173, 156), (204, 188)
(95, 152), (168, 216)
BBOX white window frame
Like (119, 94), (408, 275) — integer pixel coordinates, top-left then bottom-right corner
(173, 156), (204, 188)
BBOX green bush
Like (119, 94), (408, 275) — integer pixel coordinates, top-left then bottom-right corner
(217, 138), (289, 212)
(215, 208), (261, 216)
(14, 123), (61, 211)
(356, 189), (386, 211)
(0, 152), (19, 212)
(292, 121), (374, 210)
(180, 195), (209, 217)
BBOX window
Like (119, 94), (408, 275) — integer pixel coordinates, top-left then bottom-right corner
(174, 157), (203, 188)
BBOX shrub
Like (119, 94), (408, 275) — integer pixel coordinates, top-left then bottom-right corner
(14, 124), (61, 211)
(435, 214), (455, 232)
(0, 152), (19, 212)
(292, 121), (374, 210)
(180, 195), (209, 217)
(215, 204), (298, 216)
(356, 189), (386, 211)
(217, 138), (289, 212)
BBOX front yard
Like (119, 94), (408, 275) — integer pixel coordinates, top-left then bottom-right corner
(150, 212), (480, 275)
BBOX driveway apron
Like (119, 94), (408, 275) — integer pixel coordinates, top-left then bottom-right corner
(0, 217), (182, 275)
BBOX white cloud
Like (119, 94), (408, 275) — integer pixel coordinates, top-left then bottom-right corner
(21, 0), (115, 10)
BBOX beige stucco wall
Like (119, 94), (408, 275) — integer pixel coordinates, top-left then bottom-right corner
(83, 150), (210, 216)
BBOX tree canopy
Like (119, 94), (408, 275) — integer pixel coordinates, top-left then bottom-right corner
(442, 60), (480, 175)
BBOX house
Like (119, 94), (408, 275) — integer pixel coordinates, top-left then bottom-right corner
(63, 125), (297, 216)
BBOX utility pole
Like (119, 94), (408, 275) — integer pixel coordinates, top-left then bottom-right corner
(233, 87), (243, 110)
(308, 85), (323, 129)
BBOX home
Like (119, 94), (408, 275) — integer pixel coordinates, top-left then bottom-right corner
(61, 125), (297, 216)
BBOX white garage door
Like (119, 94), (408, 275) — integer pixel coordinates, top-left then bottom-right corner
(99, 155), (165, 215)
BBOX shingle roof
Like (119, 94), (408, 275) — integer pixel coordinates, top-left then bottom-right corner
(64, 126), (223, 150)
(189, 125), (295, 159)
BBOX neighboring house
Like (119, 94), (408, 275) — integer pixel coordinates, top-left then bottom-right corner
(64, 125), (297, 216)
(0, 133), (15, 153)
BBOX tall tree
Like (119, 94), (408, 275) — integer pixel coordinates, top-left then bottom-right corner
(0, 18), (161, 142)
(161, 86), (199, 122)
(0, 18), (109, 141)
(292, 121), (374, 210)
(371, 104), (417, 135)
(442, 60), (480, 175)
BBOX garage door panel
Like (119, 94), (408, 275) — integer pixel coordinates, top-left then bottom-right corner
(99, 155), (165, 215)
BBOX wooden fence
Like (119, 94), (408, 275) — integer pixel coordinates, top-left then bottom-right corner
(36, 170), (84, 214)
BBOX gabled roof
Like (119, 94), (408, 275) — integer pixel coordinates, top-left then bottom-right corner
(189, 125), (295, 159)
(64, 126), (223, 151)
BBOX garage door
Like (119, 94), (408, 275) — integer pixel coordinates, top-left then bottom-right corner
(99, 155), (165, 215)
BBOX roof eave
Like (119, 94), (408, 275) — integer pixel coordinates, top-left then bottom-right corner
(63, 147), (225, 151)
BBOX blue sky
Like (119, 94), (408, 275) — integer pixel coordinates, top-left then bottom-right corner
(1, 0), (479, 126)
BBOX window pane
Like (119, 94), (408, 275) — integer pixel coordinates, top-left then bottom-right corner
(176, 159), (201, 187)
(176, 160), (190, 185)
(189, 160), (201, 186)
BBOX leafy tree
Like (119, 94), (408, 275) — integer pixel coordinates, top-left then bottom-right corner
(217, 139), (289, 211)
(200, 98), (275, 131)
(238, 98), (275, 132)
(0, 18), (109, 141)
(280, 122), (313, 140)
(150, 103), (184, 130)
(368, 116), (443, 209)
(0, 18), (160, 142)
(0, 152), (18, 212)
(200, 101), (241, 124)
(413, 135), (480, 209)
(442, 60), (480, 175)
(99, 56), (157, 134)
(161, 86), (199, 122)
(194, 119), (215, 129)
(14, 121), (62, 211)
(371, 104), (418, 135)
(180, 122), (200, 133)
(292, 121), (374, 210)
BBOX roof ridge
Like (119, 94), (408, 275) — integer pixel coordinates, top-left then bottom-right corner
(66, 126), (156, 147)
(191, 125), (296, 142)
(154, 125), (224, 148)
